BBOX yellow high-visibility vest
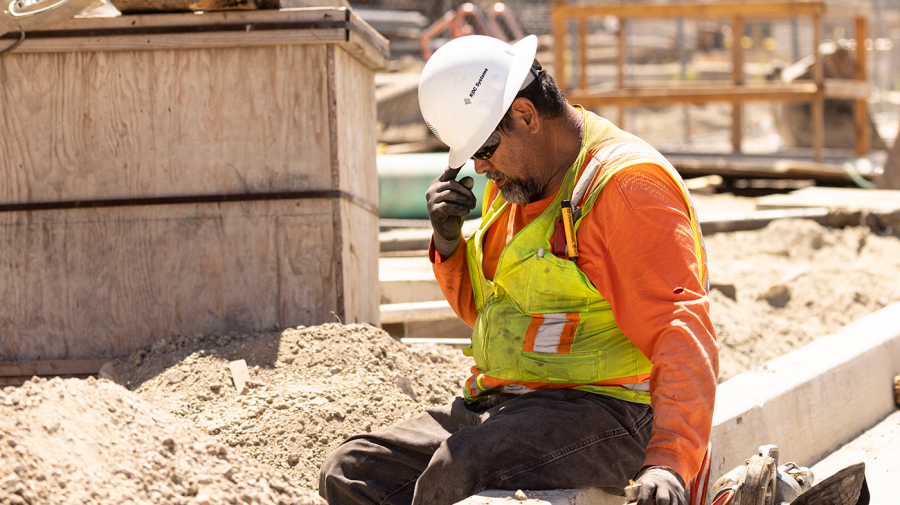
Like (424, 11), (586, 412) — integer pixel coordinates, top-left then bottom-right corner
(463, 111), (708, 404)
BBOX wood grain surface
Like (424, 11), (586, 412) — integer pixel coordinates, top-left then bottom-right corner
(0, 44), (332, 203)
(0, 24), (381, 361)
(0, 200), (344, 361)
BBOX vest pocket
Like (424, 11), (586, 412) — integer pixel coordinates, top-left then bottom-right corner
(519, 350), (603, 383)
(523, 253), (598, 313)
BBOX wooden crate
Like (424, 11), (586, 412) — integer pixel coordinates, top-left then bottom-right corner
(0, 8), (388, 363)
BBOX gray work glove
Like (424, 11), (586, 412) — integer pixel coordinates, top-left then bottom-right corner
(634, 466), (687, 505)
(425, 167), (476, 259)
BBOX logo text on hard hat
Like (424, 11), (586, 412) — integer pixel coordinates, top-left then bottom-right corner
(469, 68), (488, 98)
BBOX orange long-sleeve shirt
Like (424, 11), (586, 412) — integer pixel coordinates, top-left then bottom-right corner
(430, 162), (719, 484)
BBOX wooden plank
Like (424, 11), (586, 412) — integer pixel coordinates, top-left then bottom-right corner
(731, 16), (744, 153)
(0, 44), (334, 204)
(664, 153), (868, 184)
(551, 0), (568, 91)
(877, 110), (900, 190)
(334, 48), (380, 325)
(30, 7), (349, 31)
(824, 78), (872, 100)
(700, 207), (831, 235)
(552, 1), (829, 20)
(0, 7), (388, 69)
(344, 9), (390, 71)
(854, 16), (869, 157)
(8, 28), (346, 53)
(578, 17), (587, 90)
(111, 0), (268, 13)
(812, 14), (824, 162)
(756, 187), (900, 213)
(0, 358), (111, 377)
(566, 82), (821, 107)
(823, 1), (874, 19)
(616, 15), (626, 128)
(0, 201), (341, 362)
(381, 301), (455, 324)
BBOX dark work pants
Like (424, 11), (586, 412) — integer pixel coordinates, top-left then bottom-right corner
(318, 389), (654, 505)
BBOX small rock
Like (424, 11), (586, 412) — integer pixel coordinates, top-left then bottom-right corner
(165, 370), (187, 384)
(287, 454), (300, 466)
(762, 284), (791, 308)
(515, 489), (527, 500)
(192, 494), (213, 505)
(710, 283), (737, 301)
(393, 376), (417, 402)
(308, 397), (328, 406)
(98, 362), (118, 383)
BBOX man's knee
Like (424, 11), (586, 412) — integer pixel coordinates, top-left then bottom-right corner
(318, 438), (371, 501)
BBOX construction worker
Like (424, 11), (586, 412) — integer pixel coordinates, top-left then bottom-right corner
(319, 34), (718, 505)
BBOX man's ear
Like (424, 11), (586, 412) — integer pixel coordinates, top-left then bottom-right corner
(509, 97), (540, 134)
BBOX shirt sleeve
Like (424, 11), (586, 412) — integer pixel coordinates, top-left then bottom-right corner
(430, 237), (479, 328)
(576, 162), (719, 484)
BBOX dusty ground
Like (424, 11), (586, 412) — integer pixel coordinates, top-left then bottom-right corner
(0, 377), (325, 505)
(2, 218), (900, 504)
(109, 324), (471, 491)
(705, 219), (900, 381)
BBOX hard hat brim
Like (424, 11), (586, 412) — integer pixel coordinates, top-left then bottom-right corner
(447, 35), (539, 169)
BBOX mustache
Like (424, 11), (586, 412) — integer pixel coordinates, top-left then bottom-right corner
(483, 170), (505, 181)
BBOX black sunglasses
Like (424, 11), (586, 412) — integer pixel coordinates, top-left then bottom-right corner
(472, 130), (501, 160)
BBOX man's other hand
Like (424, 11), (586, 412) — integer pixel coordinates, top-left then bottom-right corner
(634, 466), (687, 505)
(426, 167), (476, 258)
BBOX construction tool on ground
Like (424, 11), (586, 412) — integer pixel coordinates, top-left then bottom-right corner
(709, 444), (868, 505)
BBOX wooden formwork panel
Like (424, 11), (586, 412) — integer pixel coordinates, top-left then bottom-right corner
(0, 45), (333, 203)
(0, 200), (346, 362)
(0, 12), (385, 363)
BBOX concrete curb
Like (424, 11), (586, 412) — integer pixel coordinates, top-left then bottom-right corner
(454, 302), (900, 504)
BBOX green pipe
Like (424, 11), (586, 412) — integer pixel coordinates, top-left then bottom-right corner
(377, 153), (488, 220)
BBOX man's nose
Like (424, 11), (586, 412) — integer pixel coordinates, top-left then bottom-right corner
(473, 158), (490, 174)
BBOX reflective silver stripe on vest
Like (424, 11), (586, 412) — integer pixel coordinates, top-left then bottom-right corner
(571, 140), (676, 209)
(621, 382), (650, 392)
(533, 313), (569, 353)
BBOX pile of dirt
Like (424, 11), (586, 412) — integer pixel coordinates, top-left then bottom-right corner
(705, 219), (900, 381)
(3, 218), (900, 503)
(0, 376), (325, 505)
(109, 324), (471, 490)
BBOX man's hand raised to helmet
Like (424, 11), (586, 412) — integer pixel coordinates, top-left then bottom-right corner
(426, 166), (477, 259)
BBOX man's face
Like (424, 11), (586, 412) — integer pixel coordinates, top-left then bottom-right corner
(473, 129), (546, 206)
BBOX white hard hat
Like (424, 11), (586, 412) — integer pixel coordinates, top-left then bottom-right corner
(418, 34), (538, 169)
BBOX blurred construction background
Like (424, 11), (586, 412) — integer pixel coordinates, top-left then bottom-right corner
(365, 0), (900, 201)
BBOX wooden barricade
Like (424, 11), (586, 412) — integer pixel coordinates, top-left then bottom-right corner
(550, 0), (873, 161)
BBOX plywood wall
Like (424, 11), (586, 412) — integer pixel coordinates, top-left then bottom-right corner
(0, 41), (380, 362)
(0, 45), (332, 202)
(333, 46), (380, 326)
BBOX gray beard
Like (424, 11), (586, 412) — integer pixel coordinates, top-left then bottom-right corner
(485, 171), (545, 205)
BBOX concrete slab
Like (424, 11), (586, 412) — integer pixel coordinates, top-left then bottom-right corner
(710, 301), (900, 483)
(379, 256), (441, 305)
(756, 186), (900, 213)
(456, 488), (622, 505)
(810, 410), (900, 505)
